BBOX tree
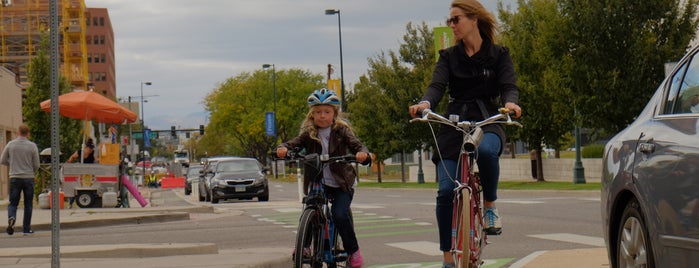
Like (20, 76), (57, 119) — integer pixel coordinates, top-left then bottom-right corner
(349, 22), (435, 182)
(22, 32), (82, 160)
(561, 0), (699, 136)
(499, 0), (575, 181)
(201, 68), (324, 165)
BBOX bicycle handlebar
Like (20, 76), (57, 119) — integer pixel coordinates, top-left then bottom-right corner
(272, 148), (357, 164)
(410, 108), (522, 152)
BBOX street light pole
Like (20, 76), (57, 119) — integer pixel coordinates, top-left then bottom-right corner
(140, 81), (152, 180)
(262, 64), (277, 178)
(325, 9), (345, 111)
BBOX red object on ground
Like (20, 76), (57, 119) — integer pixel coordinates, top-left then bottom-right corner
(48, 191), (65, 209)
(160, 177), (185, 188)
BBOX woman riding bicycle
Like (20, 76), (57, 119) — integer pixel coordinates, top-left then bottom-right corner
(408, 1), (521, 267)
(277, 88), (371, 268)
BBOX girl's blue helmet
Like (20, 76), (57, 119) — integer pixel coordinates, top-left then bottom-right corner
(307, 88), (341, 108)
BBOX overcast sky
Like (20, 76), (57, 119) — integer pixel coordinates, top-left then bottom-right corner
(88, 0), (517, 131)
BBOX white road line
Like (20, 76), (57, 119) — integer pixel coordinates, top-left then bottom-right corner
(386, 241), (442, 256)
(528, 233), (605, 247)
(507, 250), (547, 268)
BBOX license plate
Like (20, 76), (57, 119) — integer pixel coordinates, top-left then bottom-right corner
(235, 185), (246, 192)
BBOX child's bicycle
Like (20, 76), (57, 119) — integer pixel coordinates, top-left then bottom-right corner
(276, 149), (357, 268)
(410, 108), (521, 268)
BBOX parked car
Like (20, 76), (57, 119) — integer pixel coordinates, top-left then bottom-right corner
(602, 46), (699, 267)
(197, 156), (238, 202)
(184, 164), (202, 195)
(208, 158), (269, 203)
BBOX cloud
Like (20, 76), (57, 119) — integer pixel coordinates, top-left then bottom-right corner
(87, 0), (516, 131)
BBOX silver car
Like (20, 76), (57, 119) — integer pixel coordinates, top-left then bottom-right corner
(602, 46), (699, 267)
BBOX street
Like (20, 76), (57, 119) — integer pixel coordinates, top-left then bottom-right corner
(0, 181), (605, 267)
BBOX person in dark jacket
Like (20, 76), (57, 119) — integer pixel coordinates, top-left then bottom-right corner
(408, 1), (522, 267)
(276, 88), (370, 268)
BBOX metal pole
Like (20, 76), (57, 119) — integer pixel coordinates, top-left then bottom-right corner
(337, 11), (345, 112)
(49, 0), (61, 266)
(140, 82), (151, 180)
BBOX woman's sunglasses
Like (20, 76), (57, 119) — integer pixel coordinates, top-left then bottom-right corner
(446, 15), (464, 25)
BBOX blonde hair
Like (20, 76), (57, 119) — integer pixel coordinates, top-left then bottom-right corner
(451, 0), (497, 43)
(300, 105), (353, 142)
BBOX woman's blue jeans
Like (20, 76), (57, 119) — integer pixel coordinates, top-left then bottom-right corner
(435, 132), (501, 251)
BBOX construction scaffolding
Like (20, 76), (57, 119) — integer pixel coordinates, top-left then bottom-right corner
(0, 0), (88, 90)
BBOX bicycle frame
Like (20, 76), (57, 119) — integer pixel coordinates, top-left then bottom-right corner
(411, 108), (521, 268)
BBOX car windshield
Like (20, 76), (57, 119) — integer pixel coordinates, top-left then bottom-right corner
(187, 167), (202, 176)
(216, 160), (259, 173)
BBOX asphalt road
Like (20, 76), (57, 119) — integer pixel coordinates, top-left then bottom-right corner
(1, 181), (604, 267)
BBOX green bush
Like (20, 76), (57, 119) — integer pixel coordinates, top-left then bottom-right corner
(582, 144), (605, 158)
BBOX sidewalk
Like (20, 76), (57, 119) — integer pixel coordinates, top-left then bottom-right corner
(0, 186), (609, 268)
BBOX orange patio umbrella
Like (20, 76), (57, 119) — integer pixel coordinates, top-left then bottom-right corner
(40, 90), (137, 124)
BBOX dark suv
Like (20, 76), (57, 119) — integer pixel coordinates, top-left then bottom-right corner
(208, 158), (269, 203)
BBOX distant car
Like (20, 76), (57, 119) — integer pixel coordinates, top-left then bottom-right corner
(184, 164), (202, 195)
(208, 158), (269, 203)
(135, 161), (152, 169)
(602, 46), (699, 267)
(197, 156), (239, 202)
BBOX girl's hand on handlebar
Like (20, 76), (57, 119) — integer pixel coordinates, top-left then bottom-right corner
(276, 147), (288, 158)
(356, 152), (369, 163)
(409, 102), (430, 118)
(504, 102), (522, 118)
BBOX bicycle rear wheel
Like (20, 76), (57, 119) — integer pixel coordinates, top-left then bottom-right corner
(294, 208), (324, 268)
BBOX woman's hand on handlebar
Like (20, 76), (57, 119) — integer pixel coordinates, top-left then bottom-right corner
(356, 152), (369, 163)
(504, 102), (522, 118)
(409, 101), (430, 118)
(276, 146), (288, 158)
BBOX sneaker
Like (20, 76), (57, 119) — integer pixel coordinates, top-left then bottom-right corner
(23, 230), (34, 236)
(349, 249), (363, 268)
(484, 207), (502, 235)
(6, 217), (15, 235)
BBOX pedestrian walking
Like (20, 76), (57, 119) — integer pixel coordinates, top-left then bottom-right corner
(1, 124), (40, 235)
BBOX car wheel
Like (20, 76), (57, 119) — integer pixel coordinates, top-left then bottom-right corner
(258, 186), (269, 202)
(211, 195), (219, 204)
(198, 192), (205, 202)
(616, 199), (655, 268)
(77, 192), (94, 208)
(205, 190), (211, 202)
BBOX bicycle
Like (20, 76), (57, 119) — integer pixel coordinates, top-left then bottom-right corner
(410, 108), (521, 268)
(276, 149), (358, 268)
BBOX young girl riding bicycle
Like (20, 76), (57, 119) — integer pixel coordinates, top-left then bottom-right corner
(276, 88), (371, 268)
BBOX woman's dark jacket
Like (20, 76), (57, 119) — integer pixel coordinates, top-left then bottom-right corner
(281, 124), (370, 192)
(421, 38), (519, 163)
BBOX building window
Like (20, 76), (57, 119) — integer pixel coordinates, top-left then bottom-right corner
(100, 54), (106, 63)
(101, 72), (107, 81)
(93, 17), (98, 26)
(100, 35), (105, 45)
(87, 54), (92, 63)
(86, 17), (90, 26)
(100, 17), (104, 26)
(88, 72), (92, 81)
(86, 36), (92, 44)
(93, 35), (99, 45)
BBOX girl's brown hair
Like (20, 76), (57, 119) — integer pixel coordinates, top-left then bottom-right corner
(451, 0), (497, 43)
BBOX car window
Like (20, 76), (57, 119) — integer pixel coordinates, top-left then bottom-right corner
(187, 167), (202, 176)
(216, 160), (259, 172)
(663, 63), (688, 114)
(666, 53), (699, 115)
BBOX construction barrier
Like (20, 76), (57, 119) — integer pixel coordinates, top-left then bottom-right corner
(160, 177), (185, 189)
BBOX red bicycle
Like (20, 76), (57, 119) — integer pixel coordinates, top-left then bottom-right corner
(411, 108), (521, 268)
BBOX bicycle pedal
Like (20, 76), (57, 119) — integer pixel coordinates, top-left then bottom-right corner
(485, 228), (502, 235)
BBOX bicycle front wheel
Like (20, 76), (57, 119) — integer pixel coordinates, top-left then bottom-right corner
(294, 208), (324, 268)
(457, 187), (472, 268)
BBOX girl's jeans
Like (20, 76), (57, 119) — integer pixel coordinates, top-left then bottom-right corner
(435, 132), (501, 251)
(325, 186), (359, 254)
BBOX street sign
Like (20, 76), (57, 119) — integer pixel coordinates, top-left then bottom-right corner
(144, 129), (151, 148)
(133, 132), (158, 139)
(265, 112), (275, 137)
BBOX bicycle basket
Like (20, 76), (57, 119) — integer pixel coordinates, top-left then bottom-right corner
(303, 153), (323, 182)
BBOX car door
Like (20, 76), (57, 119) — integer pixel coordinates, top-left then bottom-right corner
(632, 48), (699, 265)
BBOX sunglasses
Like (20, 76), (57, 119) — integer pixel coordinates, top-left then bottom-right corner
(446, 15), (464, 25)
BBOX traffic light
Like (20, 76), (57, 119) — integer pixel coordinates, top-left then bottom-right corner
(199, 124), (205, 135)
(171, 126), (176, 139)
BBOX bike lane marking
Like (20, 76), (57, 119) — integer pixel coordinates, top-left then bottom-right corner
(527, 233), (604, 247)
